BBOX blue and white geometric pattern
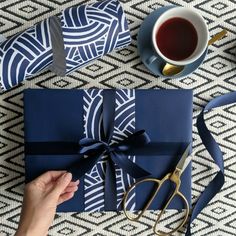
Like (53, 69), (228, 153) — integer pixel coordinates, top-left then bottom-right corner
(0, 18), (52, 91)
(83, 89), (135, 212)
(113, 89), (136, 211)
(0, 0), (131, 91)
(83, 89), (104, 212)
(61, 0), (131, 74)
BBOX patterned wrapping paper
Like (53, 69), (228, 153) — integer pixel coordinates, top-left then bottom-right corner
(83, 89), (136, 211)
(0, 0), (131, 92)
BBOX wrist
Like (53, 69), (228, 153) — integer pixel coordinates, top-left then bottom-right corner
(15, 225), (48, 236)
(15, 227), (32, 236)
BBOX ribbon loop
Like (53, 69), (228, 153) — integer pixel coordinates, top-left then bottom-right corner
(78, 130), (152, 180)
(79, 138), (113, 154)
(115, 130), (151, 151)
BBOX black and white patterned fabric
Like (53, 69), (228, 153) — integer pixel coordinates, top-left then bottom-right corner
(0, 0), (236, 235)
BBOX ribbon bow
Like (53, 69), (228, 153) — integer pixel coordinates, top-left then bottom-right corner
(69, 130), (151, 210)
(79, 130), (151, 177)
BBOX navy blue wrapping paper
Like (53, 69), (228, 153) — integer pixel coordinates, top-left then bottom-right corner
(24, 89), (192, 212)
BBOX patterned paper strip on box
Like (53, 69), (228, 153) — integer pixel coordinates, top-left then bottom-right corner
(0, 0), (131, 92)
(24, 89), (192, 212)
(83, 90), (136, 211)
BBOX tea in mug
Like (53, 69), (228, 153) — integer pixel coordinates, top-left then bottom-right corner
(156, 17), (198, 61)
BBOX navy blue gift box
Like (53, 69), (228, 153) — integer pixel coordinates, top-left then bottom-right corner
(24, 89), (192, 212)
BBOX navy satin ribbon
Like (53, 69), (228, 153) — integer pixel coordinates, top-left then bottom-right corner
(25, 141), (188, 156)
(186, 91), (236, 235)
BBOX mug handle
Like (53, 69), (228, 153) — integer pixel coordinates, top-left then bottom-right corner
(146, 55), (158, 65)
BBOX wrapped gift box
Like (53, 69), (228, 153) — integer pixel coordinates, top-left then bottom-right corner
(24, 89), (192, 212)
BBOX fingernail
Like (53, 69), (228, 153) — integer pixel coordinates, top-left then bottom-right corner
(62, 172), (72, 179)
(75, 179), (80, 185)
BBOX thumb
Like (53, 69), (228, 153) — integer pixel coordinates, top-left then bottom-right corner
(52, 172), (72, 196)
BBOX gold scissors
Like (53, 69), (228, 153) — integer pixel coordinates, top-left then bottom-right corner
(123, 144), (191, 236)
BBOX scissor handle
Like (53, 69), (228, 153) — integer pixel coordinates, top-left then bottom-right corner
(153, 189), (190, 236)
(123, 175), (170, 221)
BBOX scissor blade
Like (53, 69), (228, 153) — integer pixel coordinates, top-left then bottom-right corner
(176, 143), (191, 171)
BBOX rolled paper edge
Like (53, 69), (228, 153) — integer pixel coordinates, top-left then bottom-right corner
(0, 34), (7, 93)
(116, 1), (132, 48)
(48, 16), (67, 76)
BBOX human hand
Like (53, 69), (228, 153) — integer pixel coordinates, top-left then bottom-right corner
(15, 171), (79, 236)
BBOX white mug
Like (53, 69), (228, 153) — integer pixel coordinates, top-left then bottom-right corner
(148, 7), (209, 66)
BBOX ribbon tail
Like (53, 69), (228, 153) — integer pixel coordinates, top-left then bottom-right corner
(68, 152), (103, 181)
(104, 158), (117, 211)
(186, 172), (224, 235)
(185, 91), (236, 235)
(111, 152), (151, 178)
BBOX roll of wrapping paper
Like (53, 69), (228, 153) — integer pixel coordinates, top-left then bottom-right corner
(0, 0), (131, 92)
